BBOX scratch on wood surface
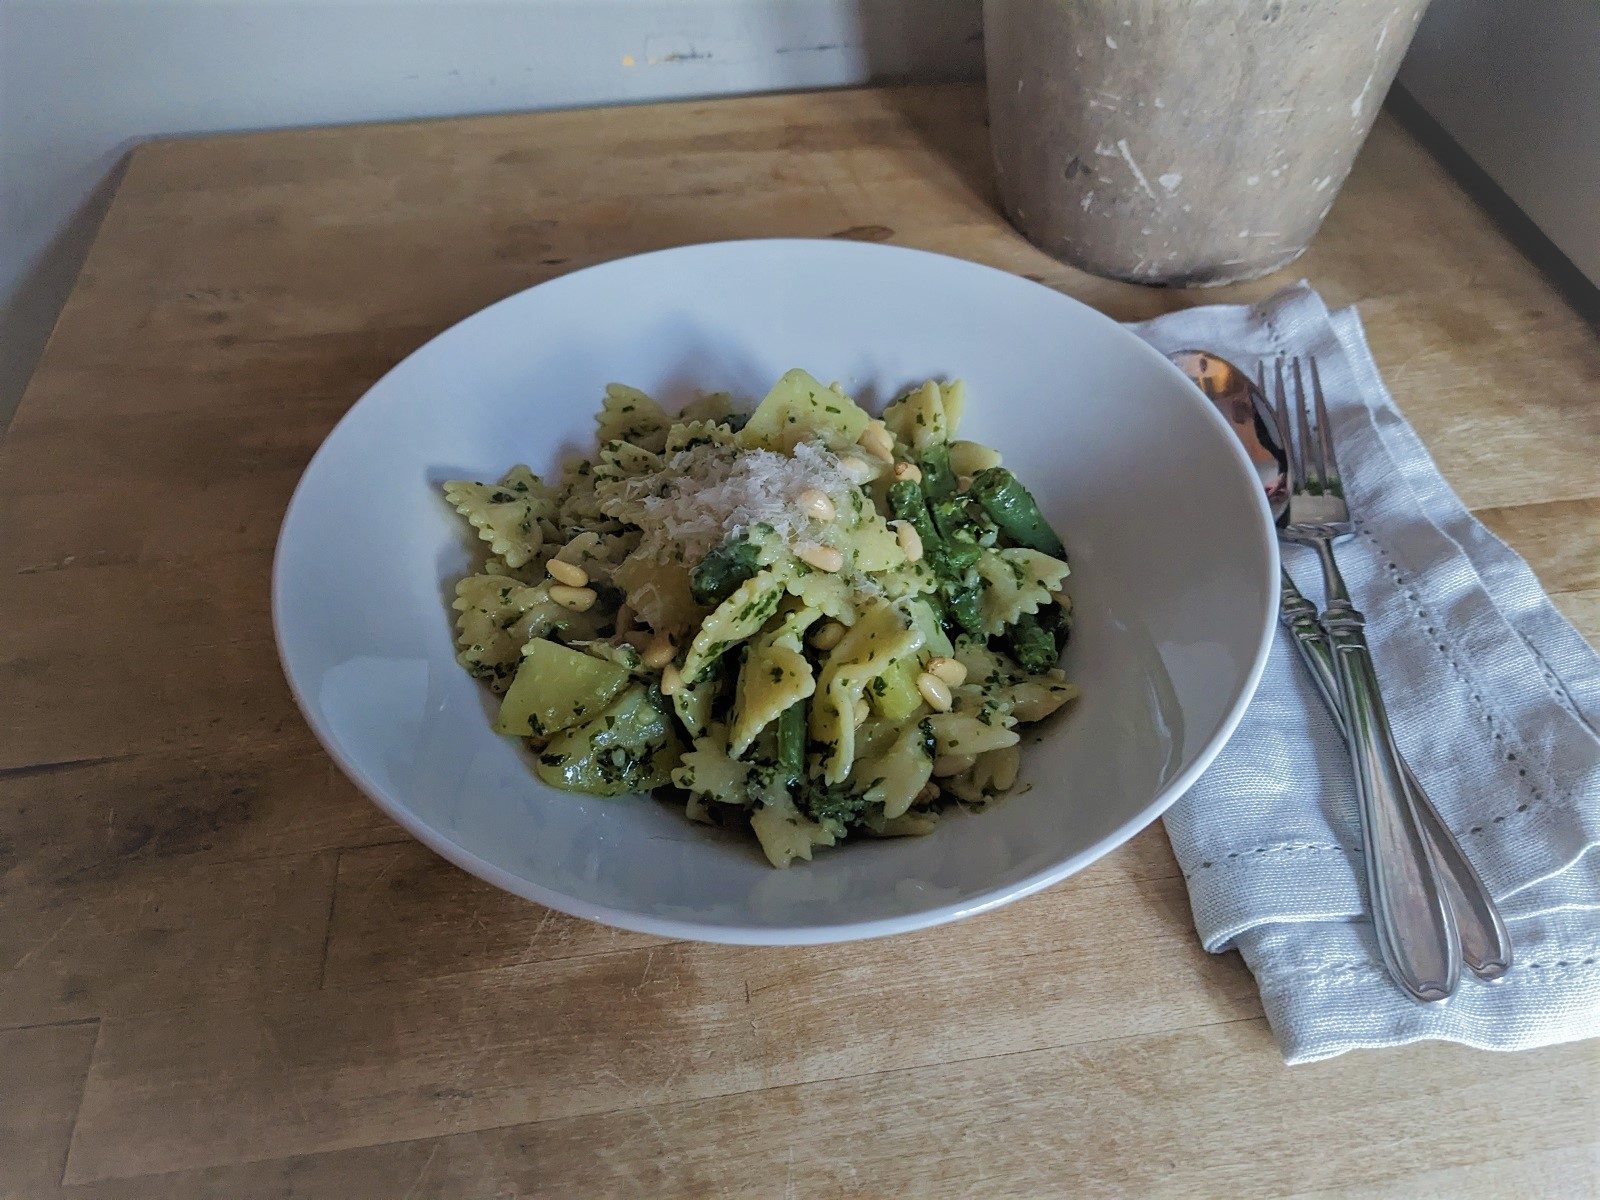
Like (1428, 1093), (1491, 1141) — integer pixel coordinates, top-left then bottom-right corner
(0, 753), (136, 782)
(400, 1142), (441, 1200)
(8, 913), (78, 972)
(14, 550), (137, 574)
(315, 856), (341, 990)
(532, 907), (556, 941)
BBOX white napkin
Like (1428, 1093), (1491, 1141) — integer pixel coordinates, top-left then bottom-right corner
(1125, 285), (1600, 1064)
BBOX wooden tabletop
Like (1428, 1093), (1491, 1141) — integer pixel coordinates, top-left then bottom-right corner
(3, 83), (1597, 1198)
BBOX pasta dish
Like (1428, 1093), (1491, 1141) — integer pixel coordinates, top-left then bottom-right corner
(443, 371), (1077, 866)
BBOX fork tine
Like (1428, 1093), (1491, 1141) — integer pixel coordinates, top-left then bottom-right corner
(1273, 357), (1302, 490)
(1291, 357), (1321, 491)
(1308, 356), (1340, 489)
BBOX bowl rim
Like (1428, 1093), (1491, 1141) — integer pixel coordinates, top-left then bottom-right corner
(272, 238), (1280, 945)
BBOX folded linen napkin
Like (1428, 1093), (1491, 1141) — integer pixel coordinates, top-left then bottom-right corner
(1126, 285), (1600, 1064)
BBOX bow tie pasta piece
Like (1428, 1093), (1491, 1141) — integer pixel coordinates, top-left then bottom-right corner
(670, 662), (720, 739)
(442, 465), (554, 570)
(672, 722), (749, 819)
(881, 379), (960, 453)
(680, 566), (790, 685)
(736, 369), (871, 454)
(1002, 674), (1080, 724)
(673, 723), (840, 868)
(597, 383), (671, 453)
(810, 599), (926, 785)
(543, 529), (635, 588)
(596, 439), (661, 480)
(849, 719), (934, 820)
(940, 744), (1023, 807)
(614, 554), (700, 638)
(593, 441), (662, 530)
(750, 790), (840, 868)
(784, 569), (859, 626)
(728, 606), (824, 757)
(553, 456), (616, 541)
(925, 709), (1020, 760)
(665, 418), (737, 454)
(677, 390), (737, 426)
(453, 574), (575, 691)
(840, 506), (905, 575)
(975, 547), (1071, 637)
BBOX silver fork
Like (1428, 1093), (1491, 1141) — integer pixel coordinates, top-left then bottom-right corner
(1274, 356), (1461, 1003)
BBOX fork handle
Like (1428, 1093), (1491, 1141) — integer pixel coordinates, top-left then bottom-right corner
(1311, 542), (1462, 1003)
(1280, 571), (1511, 981)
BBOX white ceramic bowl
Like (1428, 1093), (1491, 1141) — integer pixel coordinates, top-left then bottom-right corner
(274, 240), (1277, 944)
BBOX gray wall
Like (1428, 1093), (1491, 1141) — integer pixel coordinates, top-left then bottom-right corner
(4, 0), (1593, 430)
(1398, 0), (1600, 287)
(0, 1), (984, 424)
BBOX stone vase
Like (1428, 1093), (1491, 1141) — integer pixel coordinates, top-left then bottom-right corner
(984, 0), (1432, 286)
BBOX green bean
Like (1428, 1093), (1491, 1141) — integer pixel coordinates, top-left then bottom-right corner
(1038, 599), (1073, 655)
(689, 536), (762, 606)
(889, 479), (944, 558)
(778, 699), (806, 788)
(946, 577), (985, 636)
(918, 442), (957, 501)
(894, 481), (985, 636)
(969, 468), (1066, 558)
(927, 498), (981, 571)
(1007, 612), (1059, 673)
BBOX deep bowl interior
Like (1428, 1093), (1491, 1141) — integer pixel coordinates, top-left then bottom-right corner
(273, 240), (1276, 942)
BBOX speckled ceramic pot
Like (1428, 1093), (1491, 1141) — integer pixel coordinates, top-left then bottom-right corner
(984, 0), (1430, 286)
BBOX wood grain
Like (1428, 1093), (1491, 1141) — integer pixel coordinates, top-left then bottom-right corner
(1, 83), (1596, 1196)
(1554, 588), (1600, 648)
(54, 1022), (1600, 1199)
(0, 1021), (98, 1199)
(0, 851), (336, 1028)
(66, 873), (1257, 1182)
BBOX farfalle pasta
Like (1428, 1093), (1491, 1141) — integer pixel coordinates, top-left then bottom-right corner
(442, 370), (1078, 867)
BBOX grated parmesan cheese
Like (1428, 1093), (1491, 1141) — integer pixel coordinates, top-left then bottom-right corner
(622, 439), (851, 573)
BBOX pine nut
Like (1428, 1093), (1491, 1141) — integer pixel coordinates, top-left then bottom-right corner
(858, 421), (895, 463)
(810, 620), (846, 651)
(989, 747), (1020, 792)
(549, 584), (597, 612)
(932, 752), (975, 777)
(642, 630), (676, 669)
(891, 519), (923, 563)
(659, 663), (683, 696)
(797, 488), (837, 521)
(854, 697), (871, 727)
(925, 655), (967, 688)
(956, 474), (974, 493)
(915, 782), (941, 805)
(795, 541), (844, 573)
(837, 454), (877, 484)
(916, 671), (953, 712)
(547, 559), (588, 588)
(891, 460), (922, 484)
